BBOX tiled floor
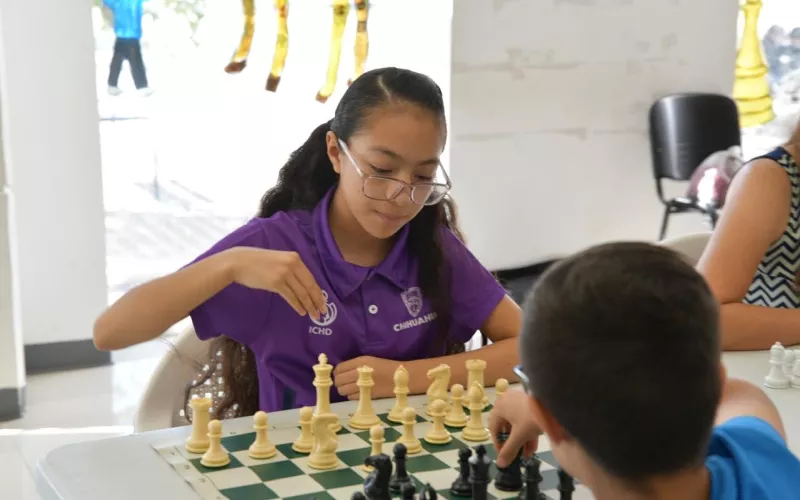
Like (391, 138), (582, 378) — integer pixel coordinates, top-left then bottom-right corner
(0, 339), (172, 499)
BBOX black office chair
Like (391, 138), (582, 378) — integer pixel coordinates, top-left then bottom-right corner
(648, 93), (741, 240)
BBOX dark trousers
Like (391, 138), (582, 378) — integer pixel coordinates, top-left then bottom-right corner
(108, 38), (149, 89)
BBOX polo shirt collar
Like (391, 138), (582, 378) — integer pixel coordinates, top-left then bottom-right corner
(313, 186), (411, 298)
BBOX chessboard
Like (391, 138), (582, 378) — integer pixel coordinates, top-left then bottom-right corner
(152, 406), (593, 500)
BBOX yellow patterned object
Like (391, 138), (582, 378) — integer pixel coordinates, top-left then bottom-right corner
(316, 0), (350, 103)
(733, 0), (774, 127)
(225, 0), (256, 74)
(266, 0), (290, 91)
(349, 0), (369, 86)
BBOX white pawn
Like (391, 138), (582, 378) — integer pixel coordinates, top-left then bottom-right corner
(495, 378), (509, 400)
(363, 425), (385, 471)
(395, 407), (422, 454)
(292, 406), (314, 453)
(444, 384), (468, 428)
(424, 399), (452, 444)
(462, 382), (490, 442)
(249, 411), (277, 459)
(765, 342), (790, 389)
(792, 357), (800, 388)
(201, 420), (230, 468)
(784, 349), (797, 377)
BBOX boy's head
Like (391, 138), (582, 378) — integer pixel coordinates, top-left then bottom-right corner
(519, 242), (722, 485)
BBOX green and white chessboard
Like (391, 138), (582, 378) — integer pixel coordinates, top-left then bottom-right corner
(152, 406), (592, 500)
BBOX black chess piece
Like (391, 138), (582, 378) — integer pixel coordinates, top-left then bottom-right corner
(494, 431), (523, 491)
(469, 445), (492, 500)
(389, 443), (412, 493)
(450, 447), (472, 497)
(419, 483), (437, 500)
(401, 482), (416, 500)
(518, 456), (545, 500)
(363, 454), (393, 500)
(557, 468), (575, 500)
(351, 493), (367, 500)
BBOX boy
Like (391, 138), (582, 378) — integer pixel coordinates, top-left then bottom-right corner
(490, 242), (800, 499)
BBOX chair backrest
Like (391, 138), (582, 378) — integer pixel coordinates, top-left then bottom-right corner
(649, 93), (741, 182)
(134, 325), (210, 432)
(657, 232), (712, 266)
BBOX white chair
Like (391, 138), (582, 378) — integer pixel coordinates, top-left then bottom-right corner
(658, 231), (712, 266)
(134, 325), (211, 432)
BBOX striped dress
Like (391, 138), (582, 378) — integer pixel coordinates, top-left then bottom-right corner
(743, 147), (800, 308)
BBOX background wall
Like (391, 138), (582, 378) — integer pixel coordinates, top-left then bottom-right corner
(450, 0), (740, 271)
(0, 0), (108, 370)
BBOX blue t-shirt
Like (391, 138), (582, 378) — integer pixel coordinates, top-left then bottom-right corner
(104, 0), (145, 39)
(707, 416), (800, 499)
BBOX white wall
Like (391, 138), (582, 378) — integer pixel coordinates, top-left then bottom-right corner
(450, 0), (740, 271)
(0, 0), (107, 345)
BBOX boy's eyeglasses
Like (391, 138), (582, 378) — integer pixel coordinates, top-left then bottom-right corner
(513, 364), (531, 394)
(338, 139), (452, 206)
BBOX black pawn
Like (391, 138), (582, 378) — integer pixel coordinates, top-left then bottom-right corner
(469, 445), (492, 500)
(557, 468), (575, 500)
(352, 493), (367, 500)
(401, 482), (416, 500)
(389, 443), (412, 493)
(419, 483), (438, 500)
(494, 431), (523, 492)
(450, 447), (472, 497)
(518, 457), (545, 500)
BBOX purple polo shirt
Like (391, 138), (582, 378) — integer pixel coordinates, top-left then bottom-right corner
(189, 188), (507, 412)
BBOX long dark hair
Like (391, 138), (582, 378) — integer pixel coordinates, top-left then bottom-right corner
(193, 67), (463, 419)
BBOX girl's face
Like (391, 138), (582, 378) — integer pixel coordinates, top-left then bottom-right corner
(328, 104), (447, 240)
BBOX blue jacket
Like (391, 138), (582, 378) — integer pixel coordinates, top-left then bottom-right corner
(104, 0), (145, 40)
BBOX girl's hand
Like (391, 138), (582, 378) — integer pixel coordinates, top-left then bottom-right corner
(227, 247), (327, 319)
(333, 356), (398, 400)
(489, 389), (543, 467)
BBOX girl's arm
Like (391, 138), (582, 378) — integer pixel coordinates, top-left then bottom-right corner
(697, 158), (800, 350)
(93, 249), (237, 351)
(405, 295), (521, 393)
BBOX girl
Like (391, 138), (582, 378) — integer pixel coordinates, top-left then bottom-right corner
(698, 119), (800, 350)
(94, 67), (521, 418)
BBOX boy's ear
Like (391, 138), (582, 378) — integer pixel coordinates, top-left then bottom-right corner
(528, 395), (569, 444)
(326, 131), (342, 174)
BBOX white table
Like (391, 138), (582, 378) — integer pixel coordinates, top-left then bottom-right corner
(35, 352), (800, 500)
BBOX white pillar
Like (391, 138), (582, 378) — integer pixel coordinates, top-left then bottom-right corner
(450, 0), (739, 271)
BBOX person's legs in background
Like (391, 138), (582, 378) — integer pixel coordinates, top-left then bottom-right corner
(107, 37), (126, 96)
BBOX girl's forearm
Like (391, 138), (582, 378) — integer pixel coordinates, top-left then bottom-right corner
(405, 338), (519, 394)
(720, 302), (800, 350)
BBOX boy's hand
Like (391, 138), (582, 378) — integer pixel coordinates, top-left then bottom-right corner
(489, 389), (542, 467)
(333, 356), (398, 400)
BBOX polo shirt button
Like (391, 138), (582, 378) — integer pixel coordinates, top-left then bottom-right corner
(368, 304), (378, 314)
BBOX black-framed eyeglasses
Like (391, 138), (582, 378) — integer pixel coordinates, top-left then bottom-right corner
(513, 364), (531, 394)
(338, 139), (452, 206)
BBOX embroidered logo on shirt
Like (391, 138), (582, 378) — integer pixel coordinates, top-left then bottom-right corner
(401, 287), (423, 318)
(310, 290), (338, 329)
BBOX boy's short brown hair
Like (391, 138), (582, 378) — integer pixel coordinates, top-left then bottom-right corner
(520, 242), (721, 479)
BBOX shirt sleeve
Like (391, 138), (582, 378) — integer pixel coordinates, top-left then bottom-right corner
(188, 218), (274, 346)
(441, 228), (508, 344)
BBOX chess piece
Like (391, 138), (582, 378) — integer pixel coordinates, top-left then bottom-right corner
(765, 342), (790, 389)
(784, 349), (796, 377)
(350, 366), (381, 429)
(464, 359), (488, 407)
(396, 407), (422, 454)
(388, 366), (410, 423)
(450, 447), (472, 496)
(462, 383), (490, 442)
(314, 354), (342, 432)
(494, 431), (523, 491)
(469, 444), (491, 500)
(351, 493), (367, 500)
(200, 419), (230, 468)
(792, 357), (800, 388)
(445, 384), (468, 428)
(389, 443), (412, 493)
(401, 482), (416, 500)
(557, 468), (575, 500)
(186, 397), (212, 453)
(519, 456), (545, 500)
(363, 453), (393, 500)
(419, 483), (437, 500)
(308, 413), (340, 470)
(363, 425), (385, 472)
(424, 399), (452, 444)
(249, 411), (277, 459)
(495, 378), (509, 400)
(426, 363), (451, 415)
(293, 406), (314, 453)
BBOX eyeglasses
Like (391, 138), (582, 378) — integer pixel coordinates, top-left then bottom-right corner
(513, 364), (531, 394)
(338, 139), (451, 206)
